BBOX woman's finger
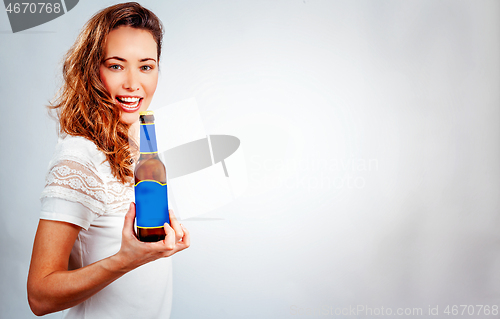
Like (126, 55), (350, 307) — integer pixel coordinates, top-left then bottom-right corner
(168, 209), (183, 242)
(178, 224), (190, 250)
(162, 222), (176, 251)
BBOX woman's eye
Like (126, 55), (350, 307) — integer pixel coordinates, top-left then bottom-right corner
(141, 65), (153, 71)
(110, 65), (122, 70)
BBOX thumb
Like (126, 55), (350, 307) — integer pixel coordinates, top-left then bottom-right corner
(123, 202), (137, 237)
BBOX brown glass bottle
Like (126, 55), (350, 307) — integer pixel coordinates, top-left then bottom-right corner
(134, 111), (169, 242)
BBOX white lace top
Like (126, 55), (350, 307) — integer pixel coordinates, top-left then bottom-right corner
(40, 135), (172, 319)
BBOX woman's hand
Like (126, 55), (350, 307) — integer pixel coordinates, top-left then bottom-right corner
(113, 202), (190, 272)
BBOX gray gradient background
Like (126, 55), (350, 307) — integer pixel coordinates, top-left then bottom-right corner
(1, 0), (499, 318)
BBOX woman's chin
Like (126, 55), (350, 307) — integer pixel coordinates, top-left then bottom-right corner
(119, 112), (140, 126)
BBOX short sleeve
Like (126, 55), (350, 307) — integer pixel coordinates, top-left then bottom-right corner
(40, 159), (107, 226)
(40, 197), (97, 230)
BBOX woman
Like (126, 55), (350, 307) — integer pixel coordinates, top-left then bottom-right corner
(27, 3), (190, 318)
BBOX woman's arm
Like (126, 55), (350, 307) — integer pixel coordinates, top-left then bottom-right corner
(27, 203), (190, 316)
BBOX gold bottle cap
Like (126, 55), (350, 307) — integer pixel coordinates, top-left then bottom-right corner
(139, 110), (154, 116)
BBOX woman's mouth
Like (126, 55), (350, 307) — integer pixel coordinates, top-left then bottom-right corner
(116, 96), (143, 113)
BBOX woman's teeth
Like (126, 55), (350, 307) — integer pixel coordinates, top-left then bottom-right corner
(117, 97), (141, 108)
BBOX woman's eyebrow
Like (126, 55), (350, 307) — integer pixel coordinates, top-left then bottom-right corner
(103, 56), (157, 63)
(103, 56), (125, 62)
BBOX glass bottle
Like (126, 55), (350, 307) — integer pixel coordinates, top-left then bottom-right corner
(134, 111), (170, 242)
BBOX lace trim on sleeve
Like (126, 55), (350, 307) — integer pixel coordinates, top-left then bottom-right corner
(40, 159), (107, 216)
(106, 178), (134, 212)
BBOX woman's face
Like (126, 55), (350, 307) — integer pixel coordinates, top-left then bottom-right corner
(99, 26), (159, 126)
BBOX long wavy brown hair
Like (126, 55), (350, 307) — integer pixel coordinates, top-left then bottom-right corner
(49, 2), (163, 184)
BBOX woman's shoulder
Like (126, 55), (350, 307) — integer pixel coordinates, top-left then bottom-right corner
(51, 134), (106, 167)
(57, 134), (98, 151)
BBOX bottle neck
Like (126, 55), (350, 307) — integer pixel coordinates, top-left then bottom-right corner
(139, 122), (158, 153)
(138, 153), (160, 160)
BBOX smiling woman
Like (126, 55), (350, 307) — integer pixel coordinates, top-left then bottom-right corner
(27, 3), (190, 319)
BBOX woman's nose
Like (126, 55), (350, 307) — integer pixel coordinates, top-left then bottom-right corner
(123, 69), (140, 91)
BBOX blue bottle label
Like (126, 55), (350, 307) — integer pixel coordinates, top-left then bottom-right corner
(140, 123), (158, 153)
(134, 180), (170, 228)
